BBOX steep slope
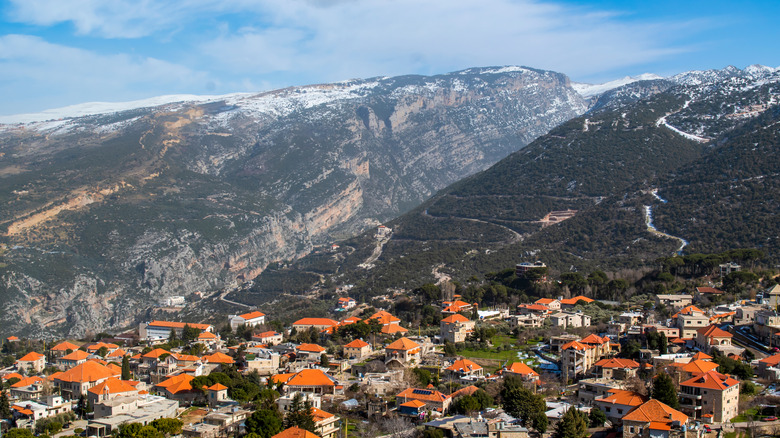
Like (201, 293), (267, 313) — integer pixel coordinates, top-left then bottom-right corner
(0, 66), (587, 338)
(301, 66), (780, 301)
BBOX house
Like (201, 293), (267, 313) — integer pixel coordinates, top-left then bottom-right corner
(53, 361), (120, 398)
(441, 300), (475, 315)
(577, 378), (627, 405)
(694, 325), (734, 354)
(561, 340), (606, 380)
(154, 373), (200, 403)
(89, 395), (179, 435)
(229, 311), (265, 331)
(396, 387), (451, 413)
(655, 294), (693, 310)
(593, 390), (648, 424)
(197, 331), (220, 348)
(679, 370), (739, 423)
(535, 298), (561, 310)
(57, 350), (90, 370)
(385, 337), (421, 366)
(753, 309), (780, 342)
(87, 378), (140, 407)
(560, 296), (594, 309)
(295, 344), (327, 362)
(398, 399), (427, 417)
(253, 331), (284, 345)
(50, 341), (81, 358)
(695, 287), (724, 301)
(446, 359), (484, 379)
(202, 352), (235, 365)
(516, 261), (547, 278)
(337, 297), (357, 311)
(10, 376), (45, 400)
(311, 407), (340, 438)
(16, 352), (46, 374)
(206, 383), (229, 407)
(550, 311), (591, 329)
(342, 339), (372, 359)
(508, 313), (545, 329)
(280, 369), (336, 395)
(719, 262), (741, 277)
(86, 342), (120, 356)
(762, 285), (780, 307)
(618, 312), (643, 327)
(440, 314), (475, 343)
(244, 348), (281, 376)
(140, 321), (213, 342)
(502, 362), (539, 382)
(292, 318), (339, 332)
(592, 358), (640, 380)
(673, 305), (709, 338)
(667, 359), (719, 383)
(758, 353), (780, 380)
(621, 399), (688, 438)
(517, 304), (552, 317)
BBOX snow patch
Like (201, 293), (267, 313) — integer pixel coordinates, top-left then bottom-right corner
(571, 73), (663, 98)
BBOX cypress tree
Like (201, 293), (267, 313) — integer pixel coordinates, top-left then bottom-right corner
(651, 372), (679, 409)
(122, 355), (131, 380)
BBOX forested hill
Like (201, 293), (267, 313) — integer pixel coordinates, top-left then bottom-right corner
(255, 65), (780, 305)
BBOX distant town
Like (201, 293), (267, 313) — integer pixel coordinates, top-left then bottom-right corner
(2, 259), (780, 438)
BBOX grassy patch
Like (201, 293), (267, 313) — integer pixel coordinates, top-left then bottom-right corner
(731, 407), (760, 423)
(458, 349), (519, 361)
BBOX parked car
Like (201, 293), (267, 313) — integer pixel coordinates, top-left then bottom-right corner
(762, 416), (778, 422)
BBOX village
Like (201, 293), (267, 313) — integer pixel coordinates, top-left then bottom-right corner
(2, 261), (780, 438)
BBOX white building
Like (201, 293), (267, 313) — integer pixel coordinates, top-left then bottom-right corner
(550, 311), (591, 329)
(229, 311), (266, 331)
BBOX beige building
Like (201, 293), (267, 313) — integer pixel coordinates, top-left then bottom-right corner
(550, 311), (591, 329)
(674, 306), (709, 338)
(753, 310), (780, 342)
(694, 325), (733, 354)
(679, 370), (739, 423)
(622, 399), (688, 438)
(385, 337), (421, 365)
(440, 314), (475, 343)
(656, 294), (693, 310)
(16, 352), (46, 374)
(343, 339), (372, 359)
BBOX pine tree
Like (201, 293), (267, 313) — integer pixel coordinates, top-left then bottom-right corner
(122, 355), (131, 380)
(651, 372), (679, 409)
(553, 407), (588, 438)
(284, 393), (316, 432)
(0, 389), (12, 420)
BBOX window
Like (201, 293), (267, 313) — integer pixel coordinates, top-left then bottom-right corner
(606, 407), (611, 412)
(618, 409), (623, 414)
(629, 426), (634, 433)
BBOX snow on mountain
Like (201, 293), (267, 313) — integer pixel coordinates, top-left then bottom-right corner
(571, 73), (664, 98)
(0, 93), (249, 125)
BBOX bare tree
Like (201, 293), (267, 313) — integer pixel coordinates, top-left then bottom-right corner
(354, 420), (381, 438)
(381, 415), (414, 438)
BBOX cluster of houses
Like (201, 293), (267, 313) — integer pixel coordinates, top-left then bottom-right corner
(5, 275), (780, 438)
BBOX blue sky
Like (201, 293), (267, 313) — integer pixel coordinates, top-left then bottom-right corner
(1, 0), (778, 116)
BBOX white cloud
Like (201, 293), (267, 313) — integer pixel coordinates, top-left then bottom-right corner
(0, 35), (211, 114)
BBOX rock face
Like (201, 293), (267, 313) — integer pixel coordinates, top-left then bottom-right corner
(0, 66), (587, 338)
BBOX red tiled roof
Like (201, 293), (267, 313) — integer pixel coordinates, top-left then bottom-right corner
(535, 298), (558, 305)
(581, 334), (609, 345)
(156, 373), (195, 394)
(297, 343), (326, 353)
(86, 342), (119, 352)
(597, 389), (647, 407)
(560, 296), (594, 305)
(561, 340), (592, 351)
(61, 350), (90, 361)
(680, 370), (739, 391)
(696, 325), (732, 339)
(310, 407), (335, 422)
(696, 287), (724, 294)
(397, 387), (448, 402)
(680, 359), (719, 374)
(366, 310), (401, 325)
(441, 314), (470, 323)
(11, 376), (43, 388)
(594, 358), (640, 369)
(88, 378), (138, 395)
(400, 399), (426, 408)
(381, 324), (408, 334)
(760, 352), (780, 366)
(2, 372), (23, 381)
(206, 383), (228, 391)
(447, 359), (482, 372)
(672, 305), (704, 318)
(202, 352), (234, 364)
(255, 331), (281, 339)
(142, 348), (172, 359)
(55, 361), (119, 383)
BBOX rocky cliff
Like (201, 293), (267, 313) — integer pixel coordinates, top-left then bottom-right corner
(0, 66), (587, 338)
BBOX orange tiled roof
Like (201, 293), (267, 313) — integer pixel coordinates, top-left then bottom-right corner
(680, 359), (719, 374)
(174, 353), (201, 362)
(54, 361), (119, 383)
(386, 337), (419, 351)
(622, 399), (687, 424)
(11, 376), (43, 388)
(202, 352), (234, 364)
(286, 369), (336, 387)
(535, 298), (558, 305)
(156, 373), (195, 394)
(690, 352), (712, 361)
(594, 358), (640, 369)
(17, 352), (45, 362)
(710, 312), (735, 322)
(506, 362), (539, 376)
(272, 427), (320, 438)
(581, 334), (610, 345)
(148, 320), (212, 330)
(255, 331), (281, 339)
(680, 370), (739, 391)
(518, 304), (550, 312)
(381, 324), (408, 334)
(672, 305), (704, 318)
(441, 314), (470, 323)
(47, 372), (63, 381)
(12, 406), (34, 416)
(561, 340), (592, 351)
(142, 348), (172, 359)
(696, 287), (724, 294)
(400, 399), (427, 408)
(597, 389), (647, 407)
(2, 372), (24, 381)
(560, 296), (594, 305)
(270, 373), (295, 384)
(344, 339), (370, 348)
(87, 342), (119, 351)
(397, 387), (448, 402)
(292, 317), (338, 327)
(297, 343), (327, 353)
(367, 310), (401, 325)
(206, 383), (228, 391)
(198, 331), (217, 340)
(238, 311), (265, 320)
(310, 407), (335, 422)
(760, 352), (780, 366)
(450, 385), (480, 398)
(447, 359), (482, 373)
(106, 349), (127, 358)
(51, 341), (80, 352)
(7, 336), (19, 341)
(88, 378), (138, 395)
(697, 325), (732, 339)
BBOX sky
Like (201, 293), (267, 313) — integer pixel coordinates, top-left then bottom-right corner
(1, 0), (779, 116)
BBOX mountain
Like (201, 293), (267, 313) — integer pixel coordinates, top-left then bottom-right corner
(284, 65), (780, 304)
(0, 66), (588, 338)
